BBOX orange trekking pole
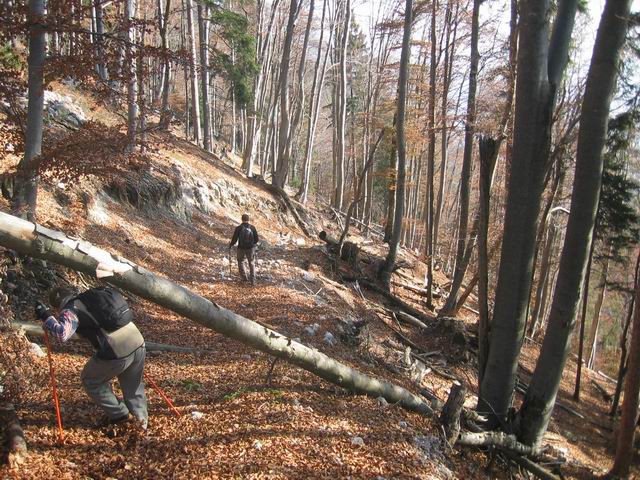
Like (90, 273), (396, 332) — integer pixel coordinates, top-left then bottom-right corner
(144, 374), (181, 417)
(43, 330), (64, 444)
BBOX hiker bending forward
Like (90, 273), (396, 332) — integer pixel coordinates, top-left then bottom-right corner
(229, 213), (259, 284)
(36, 286), (148, 429)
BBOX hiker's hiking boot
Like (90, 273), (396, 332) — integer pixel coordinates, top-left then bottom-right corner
(97, 414), (131, 438)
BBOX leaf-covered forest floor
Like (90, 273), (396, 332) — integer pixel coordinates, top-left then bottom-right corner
(0, 85), (637, 479)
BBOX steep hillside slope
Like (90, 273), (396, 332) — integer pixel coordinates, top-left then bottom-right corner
(0, 86), (633, 479)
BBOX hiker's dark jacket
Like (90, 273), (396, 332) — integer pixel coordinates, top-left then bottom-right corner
(229, 223), (259, 249)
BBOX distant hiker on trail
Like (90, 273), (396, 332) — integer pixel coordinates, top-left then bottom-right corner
(229, 213), (259, 284)
(36, 286), (148, 432)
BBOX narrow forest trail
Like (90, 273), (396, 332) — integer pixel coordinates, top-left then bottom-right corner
(0, 86), (634, 479)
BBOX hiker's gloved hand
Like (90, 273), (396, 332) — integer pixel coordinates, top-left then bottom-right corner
(35, 301), (53, 321)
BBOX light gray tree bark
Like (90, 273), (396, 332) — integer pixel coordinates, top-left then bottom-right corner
(185, 0), (201, 145)
(198, 3), (212, 151)
(158, 0), (172, 129)
(11, 0), (46, 220)
(272, 0), (300, 188)
(125, 0), (138, 152)
(0, 212), (433, 416)
(517, 0), (632, 448)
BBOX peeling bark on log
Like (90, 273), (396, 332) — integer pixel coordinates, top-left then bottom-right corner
(440, 383), (466, 444)
(13, 322), (210, 354)
(0, 212), (433, 416)
(457, 431), (533, 455)
(0, 402), (27, 465)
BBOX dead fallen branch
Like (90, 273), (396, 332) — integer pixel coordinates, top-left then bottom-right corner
(458, 431), (533, 456)
(501, 450), (562, 480)
(358, 278), (434, 325)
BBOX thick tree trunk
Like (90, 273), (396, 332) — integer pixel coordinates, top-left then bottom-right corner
(517, 0), (631, 448)
(477, 136), (499, 385)
(478, 0), (578, 424)
(0, 212), (433, 416)
(609, 250), (640, 478)
(12, 0), (46, 220)
(379, 0), (412, 289)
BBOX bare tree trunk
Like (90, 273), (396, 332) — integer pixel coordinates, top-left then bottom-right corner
(518, 0), (631, 448)
(158, 0), (172, 129)
(609, 250), (640, 478)
(94, 0), (107, 80)
(198, 3), (212, 151)
(610, 264), (638, 417)
(297, 0), (330, 203)
(574, 238), (595, 400)
(125, 0), (138, 152)
(423, 0), (437, 308)
(0, 212), (433, 417)
(379, 0), (412, 289)
(529, 217), (562, 339)
(438, 0), (480, 316)
(11, 0), (46, 221)
(586, 255), (611, 369)
(273, 0), (300, 188)
(185, 0), (201, 145)
(332, 0), (351, 209)
(477, 136), (499, 385)
(478, 0), (578, 424)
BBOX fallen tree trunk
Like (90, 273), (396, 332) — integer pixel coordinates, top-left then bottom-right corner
(0, 212), (433, 415)
(358, 278), (434, 325)
(13, 322), (210, 354)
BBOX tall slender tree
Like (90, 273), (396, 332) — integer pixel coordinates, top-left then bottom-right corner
(379, 0), (412, 289)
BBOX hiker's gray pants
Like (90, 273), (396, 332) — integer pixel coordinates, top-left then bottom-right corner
(81, 345), (148, 427)
(237, 247), (256, 281)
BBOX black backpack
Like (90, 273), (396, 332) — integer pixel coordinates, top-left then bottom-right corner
(238, 224), (255, 249)
(74, 287), (133, 332)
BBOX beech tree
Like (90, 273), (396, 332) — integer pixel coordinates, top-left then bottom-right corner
(379, 0), (412, 289)
(518, 0), (633, 448)
(478, 0), (578, 423)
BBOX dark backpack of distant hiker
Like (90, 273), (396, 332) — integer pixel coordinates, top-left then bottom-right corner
(238, 224), (255, 249)
(73, 286), (133, 332)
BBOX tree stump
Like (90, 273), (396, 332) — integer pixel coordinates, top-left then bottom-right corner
(440, 383), (467, 445)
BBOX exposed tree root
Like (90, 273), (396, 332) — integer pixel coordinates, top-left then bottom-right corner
(0, 402), (27, 466)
